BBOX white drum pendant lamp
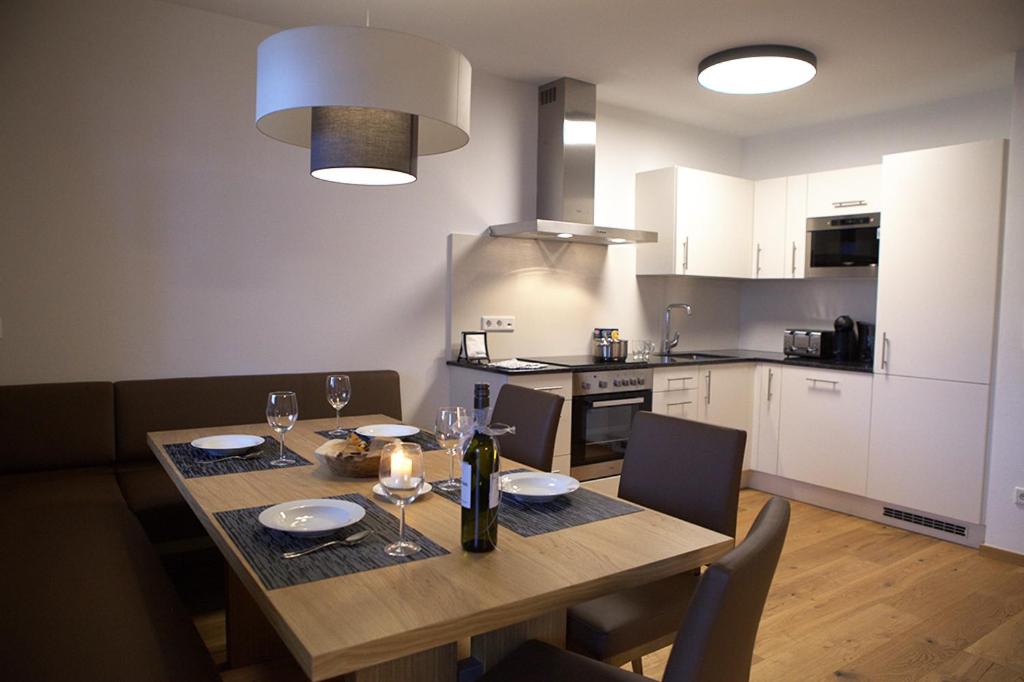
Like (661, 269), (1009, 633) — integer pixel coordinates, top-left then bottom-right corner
(256, 26), (472, 185)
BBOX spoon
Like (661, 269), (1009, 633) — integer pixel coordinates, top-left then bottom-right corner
(197, 451), (263, 464)
(282, 529), (374, 559)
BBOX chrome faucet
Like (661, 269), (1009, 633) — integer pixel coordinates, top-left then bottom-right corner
(662, 303), (693, 354)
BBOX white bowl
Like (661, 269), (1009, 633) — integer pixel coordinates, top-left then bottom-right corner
(355, 424), (420, 438)
(500, 472), (580, 503)
(190, 434), (265, 456)
(257, 499), (366, 537)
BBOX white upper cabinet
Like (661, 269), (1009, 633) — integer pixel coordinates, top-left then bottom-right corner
(874, 140), (1006, 384)
(806, 165), (881, 217)
(752, 175), (808, 279)
(752, 177), (787, 278)
(636, 166), (753, 278)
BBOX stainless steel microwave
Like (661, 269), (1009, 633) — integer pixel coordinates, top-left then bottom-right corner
(805, 212), (880, 278)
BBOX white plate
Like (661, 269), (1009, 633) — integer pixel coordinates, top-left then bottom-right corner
(500, 472), (580, 503)
(372, 482), (433, 502)
(190, 434), (265, 456)
(355, 424), (420, 438)
(257, 499), (366, 537)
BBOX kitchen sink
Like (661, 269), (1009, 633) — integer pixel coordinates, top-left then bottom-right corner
(650, 353), (731, 364)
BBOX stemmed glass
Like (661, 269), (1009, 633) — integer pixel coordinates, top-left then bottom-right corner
(378, 442), (425, 557)
(435, 406), (473, 492)
(326, 374), (352, 436)
(266, 391), (298, 467)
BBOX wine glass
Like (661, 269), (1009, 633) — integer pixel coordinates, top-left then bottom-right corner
(378, 442), (425, 557)
(266, 391), (298, 467)
(326, 374), (352, 436)
(434, 406), (472, 492)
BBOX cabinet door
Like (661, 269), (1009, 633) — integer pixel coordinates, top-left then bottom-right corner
(752, 178), (787, 278)
(806, 165), (881, 217)
(867, 374), (988, 523)
(784, 175), (808, 278)
(777, 368), (872, 495)
(635, 167), (680, 275)
(875, 140), (1005, 384)
(677, 168), (754, 278)
(652, 390), (698, 420)
(510, 374), (573, 470)
(698, 364), (755, 468)
(751, 365), (782, 474)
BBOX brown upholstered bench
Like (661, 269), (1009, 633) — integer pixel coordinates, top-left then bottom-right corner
(0, 382), (218, 681)
(113, 370), (402, 544)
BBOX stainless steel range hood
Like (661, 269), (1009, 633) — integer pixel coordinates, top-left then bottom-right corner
(488, 78), (657, 246)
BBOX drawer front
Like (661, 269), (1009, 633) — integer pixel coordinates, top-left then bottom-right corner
(652, 367), (700, 393)
(509, 373), (572, 401)
(652, 389), (698, 420)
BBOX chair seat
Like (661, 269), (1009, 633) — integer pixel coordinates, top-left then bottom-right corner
(481, 639), (644, 682)
(117, 464), (206, 543)
(567, 571), (700, 662)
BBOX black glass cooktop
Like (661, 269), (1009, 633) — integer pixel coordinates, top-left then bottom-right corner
(519, 355), (648, 368)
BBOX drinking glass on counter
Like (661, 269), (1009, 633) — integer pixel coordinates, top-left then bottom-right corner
(266, 391), (298, 467)
(326, 374), (352, 436)
(435, 406), (473, 492)
(378, 442), (425, 556)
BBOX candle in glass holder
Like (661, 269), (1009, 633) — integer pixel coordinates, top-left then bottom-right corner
(391, 447), (413, 487)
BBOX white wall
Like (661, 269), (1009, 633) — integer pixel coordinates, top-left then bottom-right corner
(0, 0), (536, 427)
(742, 88), (1013, 179)
(983, 50), (1024, 554)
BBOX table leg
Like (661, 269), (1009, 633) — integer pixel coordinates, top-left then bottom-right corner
(337, 642), (458, 682)
(469, 608), (567, 673)
(226, 568), (290, 668)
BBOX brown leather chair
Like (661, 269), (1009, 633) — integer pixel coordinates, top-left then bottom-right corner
(114, 369), (402, 543)
(566, 411), (745, 673)
(490, 383), (564, 471)
(480, 497), (791, 682)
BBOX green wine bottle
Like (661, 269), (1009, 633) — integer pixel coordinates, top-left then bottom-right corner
(461, 383), (499, 552)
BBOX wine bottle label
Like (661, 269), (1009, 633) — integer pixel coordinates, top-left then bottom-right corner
(460, 461), (472, 508)
(489, 472), (500, 509)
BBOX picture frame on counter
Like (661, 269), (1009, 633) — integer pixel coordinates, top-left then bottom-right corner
(458, 331), (490, 364)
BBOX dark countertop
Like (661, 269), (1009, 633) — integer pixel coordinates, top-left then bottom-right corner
(447, 350), (874, 375)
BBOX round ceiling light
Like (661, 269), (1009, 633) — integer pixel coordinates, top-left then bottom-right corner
(697, 45), (816, 95)
(256, 26), (471, 186)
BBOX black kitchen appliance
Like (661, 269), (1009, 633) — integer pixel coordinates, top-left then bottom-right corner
(783, 329), (834, 358)
(805, 212), (880, 278)
(833, 315), (857, 361)
(856, 321), (875, 363)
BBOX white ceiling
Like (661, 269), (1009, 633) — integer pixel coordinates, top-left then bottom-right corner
(168, 0), (1024, 137)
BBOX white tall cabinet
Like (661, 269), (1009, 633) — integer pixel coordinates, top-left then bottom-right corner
(867, 139), (1006, 524)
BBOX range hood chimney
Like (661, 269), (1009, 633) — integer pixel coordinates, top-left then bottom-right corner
(488, 78), (657, 245)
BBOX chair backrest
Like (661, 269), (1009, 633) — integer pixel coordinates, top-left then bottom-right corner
(114, 370), (402, 463)
(618, 411), (745, 537)
(490, 384), (564, 471)
(0, 382), (116, 474)
(663, 497), (790, 682)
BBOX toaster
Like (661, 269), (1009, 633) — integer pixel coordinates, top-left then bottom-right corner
(784, 329), (834, 358)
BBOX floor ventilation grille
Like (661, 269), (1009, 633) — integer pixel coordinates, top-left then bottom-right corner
(883, 507), (966, 537)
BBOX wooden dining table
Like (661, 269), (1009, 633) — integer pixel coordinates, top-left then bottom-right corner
(148, 414), (733, 681)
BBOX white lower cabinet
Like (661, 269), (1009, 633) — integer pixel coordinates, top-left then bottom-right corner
(777, 367), (873, 495)
(652, 389), (698, 420)
(751, 364), (781, 474)
(867, 374), (989, 524)
(698, 364), (755, 469)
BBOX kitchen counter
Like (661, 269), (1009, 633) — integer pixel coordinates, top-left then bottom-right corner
(448, 351), (873, 375)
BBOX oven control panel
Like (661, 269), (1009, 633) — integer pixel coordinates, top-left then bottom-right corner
(573, 368), (654, 396)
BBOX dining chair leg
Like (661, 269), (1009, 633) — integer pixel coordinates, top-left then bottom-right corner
(631, 657), (644, 674)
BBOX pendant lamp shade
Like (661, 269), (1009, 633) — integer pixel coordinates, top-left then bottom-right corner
(256, 25), (472, 184)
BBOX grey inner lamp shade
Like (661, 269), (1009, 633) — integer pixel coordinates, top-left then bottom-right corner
(310, 107), (418, 185)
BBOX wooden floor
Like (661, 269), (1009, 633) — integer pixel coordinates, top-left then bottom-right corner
(196, 489), (1024, 681)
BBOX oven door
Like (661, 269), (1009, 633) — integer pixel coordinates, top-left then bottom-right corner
(805, 213), (880, 278)
(571, 390), (652, 481)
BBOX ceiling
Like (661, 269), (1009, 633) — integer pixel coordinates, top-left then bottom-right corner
(168, 0), (1024, 137)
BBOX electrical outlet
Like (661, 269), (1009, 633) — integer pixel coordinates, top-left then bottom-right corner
(1015, 487), (1024, 506)
(481, 316), (515, 333)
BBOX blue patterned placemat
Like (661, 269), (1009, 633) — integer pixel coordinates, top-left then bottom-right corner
(315, 428), (443, 452)
(430, 469), (643, 537)
(214, 493), (449, 590)
(163, 438), (310, 478)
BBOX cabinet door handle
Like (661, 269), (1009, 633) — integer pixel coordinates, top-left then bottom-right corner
(705, 371), (712, 405)
(881, 332), (890, 370)
(533, 386), (564, 392)
(755, 242), (762, 275)
(666, 401), (693, 407)
(833, 200), (868, 208)
(682, 237), (689, 271)
(806, 377), (840, 389)
(791, 241), (797, 275)
(767, 368), (774, 401)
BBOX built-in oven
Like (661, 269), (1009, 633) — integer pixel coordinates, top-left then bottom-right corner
(806, 212), (880, 278)
(570, 368), (653, 481)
